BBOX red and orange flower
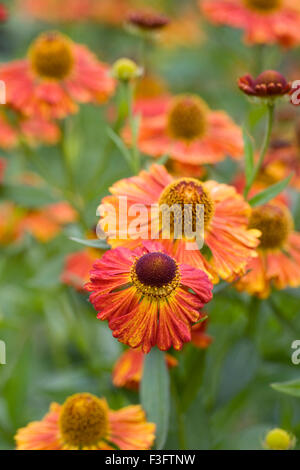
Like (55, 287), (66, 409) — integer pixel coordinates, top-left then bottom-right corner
(236, 202), (300, 298)
(201, 0), (300, 48)
(123, 94), (243, 165)
(15, 392), (155, 450)
(99, 164), (260, 282)
(0, 31), (115, 120)
(86, 241), (213, 353)
(113, 348), (178, 390)
(61, 249), (100, 291)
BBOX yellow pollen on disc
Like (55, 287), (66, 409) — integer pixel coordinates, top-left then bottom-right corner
(159, 178), (215, 236)
(29, 32), (75, 80)
(59, 393), (109, 448)
(248, 204), (292, 251)
(243, 0), (282, 13)
(130, 252), (180, 298)
(167, 95), (209, 142)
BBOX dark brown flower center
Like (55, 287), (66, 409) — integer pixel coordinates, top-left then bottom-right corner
(29, 32), (74, 80)
(249, 204), (291, 250)
(59, 393), (108, 448)
(243, 0), (282, 13)
(167, 95), (208, 142)
(131, 252), (180, 297)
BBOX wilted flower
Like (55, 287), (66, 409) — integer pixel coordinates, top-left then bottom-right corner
(15, 392), (155, 450)
(86, 241), (213, 353)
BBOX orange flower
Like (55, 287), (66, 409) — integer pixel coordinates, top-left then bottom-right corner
(0, 31), (115, 120)
(86, 241), (213, 353)
(123, 94), (243, 165)
(0, 113), (18, 149)
(15, 392), (155, 450)
(262, 139), (300, 190)
(20, 202), (77, 242)
(99, 164), (260, 282)
(0, 202), (24, 245)
(236, 202), (300, 298)
(201, 0), (300, 48)
(20, 116), (61, 145)
(61, 249), (100, 291)
(113, 348), (178, 390)
(191, 317), (213, 349)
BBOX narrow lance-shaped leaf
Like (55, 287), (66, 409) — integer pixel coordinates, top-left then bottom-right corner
(271, 379), (300, 398)
(249, 174), (293, 207)
(140, 347), (170, 450)
(69, 236), (110, 250)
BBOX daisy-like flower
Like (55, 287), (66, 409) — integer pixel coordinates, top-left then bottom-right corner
(201, 0), (300, 48)
(126, 10), (170, 34)
(86, 241), (213, 352)
(123, 93), (243, 165)
(261, 138), (300, 190)
(113, 348), (178, 390)
(0, 31), (115, 120)
(15, 392), (155, 450)
(61, 249), (100, 291)
(99, 164), (260, 282)
(236, 202), (300, 298)
(20, 201), (77, 242)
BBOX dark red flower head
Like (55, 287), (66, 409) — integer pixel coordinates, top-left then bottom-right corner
(238, 70), (291, 98)
(127, 11), (170, 31)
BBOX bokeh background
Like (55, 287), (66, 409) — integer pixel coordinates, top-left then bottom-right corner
(0, 0), (300, 450)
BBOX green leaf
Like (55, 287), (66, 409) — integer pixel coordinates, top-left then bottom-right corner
(243, 127), (254, 186)
(69, 237), (110, 249)
(107, 127), (132, 167)
(249, 174), (293, 207)
(0, 183), (59, 208)
(271, 379), (300, 398)
(140, 348), (170, 449)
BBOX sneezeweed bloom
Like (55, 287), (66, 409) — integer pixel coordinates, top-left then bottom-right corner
(238, 70), (291, 103)
(191, 317), (213, 349)
(61, 249), (101, 291)
(236, 202), (300, 298)
(15, 392), (155, 450)
(86, 242), (213, 352)
(262, 138), (300, 190)
(19, 201), (77, 242)
(123, 94), (243, 165)
(263, 428), (296, 450)
(99, 164), (260, 282)
(112, 348), (178, 390)
(0, 31), (115, 120)
(201, 0), (300, 48)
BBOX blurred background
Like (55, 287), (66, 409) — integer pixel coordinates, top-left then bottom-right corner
(0, 0), (300, 450)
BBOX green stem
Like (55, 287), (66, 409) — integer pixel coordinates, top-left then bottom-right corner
(244, 102), (275, 198)
(171, 378), (187, 450)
